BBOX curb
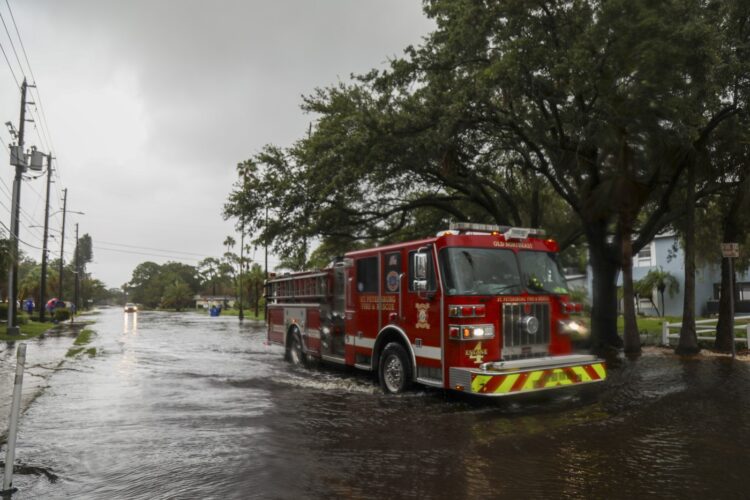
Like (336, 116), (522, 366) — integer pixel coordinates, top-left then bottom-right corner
(0, 323), (88, 446)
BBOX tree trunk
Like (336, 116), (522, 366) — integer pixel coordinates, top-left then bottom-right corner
(649, 298), (661, 317)
(254, 281), (260, 318)
(621, 218), (641, 354)
(715, 175), (746, 351)
(677, 160), (699, 355)
(715, 250), (736, 351)
(659, 288), (666, 317)
(587, 223), (623, 352)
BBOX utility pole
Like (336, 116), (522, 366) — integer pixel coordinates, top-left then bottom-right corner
(238, 220), (244, 321)
(58, 188), (67, 300)
(39, 154), (52, 321)
(6, 79), (29, 335)
(74, 223), (80, 313)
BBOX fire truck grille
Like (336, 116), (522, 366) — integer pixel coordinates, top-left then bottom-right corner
(501, 302), (551, 360)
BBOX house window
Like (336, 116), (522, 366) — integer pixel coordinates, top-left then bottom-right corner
(634, 243), (654, 267)
(712, 283), (750, 301)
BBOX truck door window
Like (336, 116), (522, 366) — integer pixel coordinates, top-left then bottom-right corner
(384, 252), (401, 293)
(356, 257), (378, 293)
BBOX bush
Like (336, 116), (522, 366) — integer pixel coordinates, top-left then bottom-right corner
(54, 308), (70, 322)
(0, 303), (7, 317)
(17, 312), (29, 324)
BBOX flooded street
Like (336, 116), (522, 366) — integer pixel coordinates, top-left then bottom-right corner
(6, 308), (750, 499)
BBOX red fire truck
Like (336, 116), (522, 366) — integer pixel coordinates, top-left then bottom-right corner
(266, 222), (606, 396)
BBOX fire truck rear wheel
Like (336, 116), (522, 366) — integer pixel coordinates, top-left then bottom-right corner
(287, 330), (305, 367)
(378, 342), (413, 394)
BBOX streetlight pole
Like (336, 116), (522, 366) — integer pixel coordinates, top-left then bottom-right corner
(6, 79), (29, 335)
(39, 154), (52, 321)
(58, 188), (67, 300)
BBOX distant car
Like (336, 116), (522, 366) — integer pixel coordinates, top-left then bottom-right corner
(124, 303), (138, 313)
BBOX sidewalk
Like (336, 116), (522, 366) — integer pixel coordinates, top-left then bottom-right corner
(0, 322), (86, 444)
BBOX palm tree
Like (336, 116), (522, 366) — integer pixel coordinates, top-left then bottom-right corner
(637, 267), (680, 317)
(223, 235), (236, 255)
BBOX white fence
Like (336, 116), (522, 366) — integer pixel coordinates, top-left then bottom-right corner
(662, 315), (750, 347)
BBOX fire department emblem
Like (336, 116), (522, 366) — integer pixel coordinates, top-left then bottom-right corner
(386, 271), (400, 292)
(466, 342), (488, 364)
(415, 303), (430, 329)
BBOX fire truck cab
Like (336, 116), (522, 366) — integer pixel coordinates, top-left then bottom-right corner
(266, 223), (606, 396)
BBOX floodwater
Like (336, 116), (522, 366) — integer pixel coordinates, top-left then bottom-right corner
(4, 308), (750, 499)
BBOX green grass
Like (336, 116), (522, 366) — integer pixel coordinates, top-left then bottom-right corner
(73, 328), (95, 346)
(66, 328), (97, 358)
(65, 347), (84, 358)
(0, 320), (55, 342)
(617, 315), (682, 335)
(201, 308), (266, 320)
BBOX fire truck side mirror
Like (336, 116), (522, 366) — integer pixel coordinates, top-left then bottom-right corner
(414, 252), (427, 280)
(413, 251), (428, 292)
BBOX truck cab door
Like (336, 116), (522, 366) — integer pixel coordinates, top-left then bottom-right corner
(405, 247), (443, 381)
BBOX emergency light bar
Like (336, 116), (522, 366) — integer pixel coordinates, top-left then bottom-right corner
(448, 222), (546, 238)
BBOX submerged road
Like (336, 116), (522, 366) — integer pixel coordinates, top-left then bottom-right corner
(5, 308), (750, 499)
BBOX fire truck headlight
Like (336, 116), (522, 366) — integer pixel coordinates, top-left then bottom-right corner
(558, 319), (588, 337)
(451, 324), (494, 340)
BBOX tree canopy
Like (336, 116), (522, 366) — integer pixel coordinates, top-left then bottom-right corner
(225, 0), (750, 350)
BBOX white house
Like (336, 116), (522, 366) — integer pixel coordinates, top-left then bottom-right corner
(584, 233), (750, 317)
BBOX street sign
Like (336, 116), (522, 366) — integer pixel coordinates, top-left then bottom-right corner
(721, 243), (739, 258)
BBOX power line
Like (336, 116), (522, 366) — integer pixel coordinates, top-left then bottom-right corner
(96, 239), (209, 257)
(0, 7), (23, 78)
(4, 1), (30, 75)
(93, 245), (202, 262)
(0, 218), (43, 251)
(4, 0), (57, 167)
(0, 38), (18, 86)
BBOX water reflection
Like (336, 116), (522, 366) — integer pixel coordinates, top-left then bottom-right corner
(8, 312), (750, 499)
(123, 311), (137, 334)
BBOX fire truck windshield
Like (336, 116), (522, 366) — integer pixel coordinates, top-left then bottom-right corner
(440, 248), (522, 295)
(517, 250), (569, 294)
(439, 248), (569, 296)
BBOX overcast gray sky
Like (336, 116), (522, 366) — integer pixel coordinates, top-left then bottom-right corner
(0, 0), (434, 288)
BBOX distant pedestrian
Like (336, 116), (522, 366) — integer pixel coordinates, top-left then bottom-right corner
(70, 303), (76, 323)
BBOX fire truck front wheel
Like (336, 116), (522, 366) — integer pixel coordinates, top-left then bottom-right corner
(378, 342), (413, 394)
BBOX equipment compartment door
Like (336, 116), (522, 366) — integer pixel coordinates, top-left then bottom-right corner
(347, 256), (380, 364)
